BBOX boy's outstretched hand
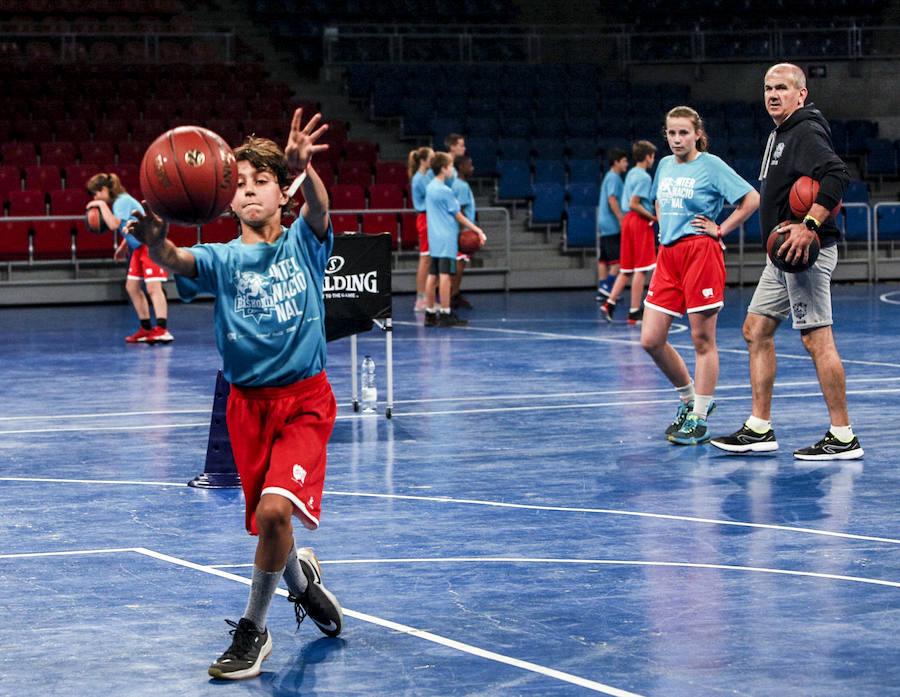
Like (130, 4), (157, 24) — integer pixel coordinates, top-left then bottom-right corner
(125, 203), (168, 250)
(285, 108), (330, 173)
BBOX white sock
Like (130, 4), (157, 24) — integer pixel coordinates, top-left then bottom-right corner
(830, 424), (854, 442)
(440, 307), (451, 314)
(745, 415), (771, 433)
(676, 382), (695, 403)
(426, 306), (438, 313)
(692, 394), (713, 418)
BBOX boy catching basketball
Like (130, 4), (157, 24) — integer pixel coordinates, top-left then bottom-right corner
(126, 108), (344, 679)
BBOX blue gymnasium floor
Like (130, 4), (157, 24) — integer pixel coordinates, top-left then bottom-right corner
(1, 285), (899, 697)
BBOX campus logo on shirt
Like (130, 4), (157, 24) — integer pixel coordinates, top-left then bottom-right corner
(658, 176), (696, 209)
(233, 257), (309, 324)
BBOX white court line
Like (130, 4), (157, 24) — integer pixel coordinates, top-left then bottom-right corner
(324, 490), (900, 545)
(0, 547), (137, 559)
(3, 376), (900, 428)
(2, 477), (897, 545)
(208, 556), (900, 589)
(130, 547), (645, 697)
(879, 291), (900, 306)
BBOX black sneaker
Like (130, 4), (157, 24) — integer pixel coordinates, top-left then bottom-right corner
(600, 300), (615, 322)
(451, 294), (473, 309)
(424, 311), (438, 327)
(710, 424), (778, 453)
(208, 618), (272, 680)
(288, 547), (343, 638)
(793, 431), (864, 460)
(664, 399), (716, 438)
(627, 308), (643, 325)
(438, 311), (468, 327)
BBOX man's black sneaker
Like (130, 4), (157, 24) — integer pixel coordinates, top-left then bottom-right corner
(208, 618), (272, 680)
(287, 547), (343, 638)
(627, 308), (643, 325)
(665, 399), (716, 438)
(600, 300), (615, 322)
(793, 431), (864, 460)
(438, 311), (468, 327)
(710, 424), (779, 453)
(424, 311), (438, 327)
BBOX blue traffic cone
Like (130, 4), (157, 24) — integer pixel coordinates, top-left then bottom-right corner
(188, 370), (241, 488)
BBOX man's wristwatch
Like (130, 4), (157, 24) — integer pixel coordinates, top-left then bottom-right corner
(803, 214), (821, 232)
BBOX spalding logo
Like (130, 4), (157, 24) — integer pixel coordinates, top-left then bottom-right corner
(185, 149), (206, 167)
(325, 256), (345, 274)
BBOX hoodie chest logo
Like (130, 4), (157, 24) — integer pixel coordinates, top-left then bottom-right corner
(771, 142), (785, 165)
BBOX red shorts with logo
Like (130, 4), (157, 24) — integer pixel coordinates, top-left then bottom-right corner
(416, 212), (429, 255)
(619, 211), (657, 272)
(226, 371), (336, 535)
(645, 234), (725, 317)
(127, 245), (168, 282)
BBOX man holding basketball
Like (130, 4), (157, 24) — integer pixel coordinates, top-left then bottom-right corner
(127, 109), (345, 679)
(711, 63), (863, 460)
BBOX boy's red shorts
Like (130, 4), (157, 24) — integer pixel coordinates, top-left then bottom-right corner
(619, 211), (657, 273)
(226, 371), (336, 534)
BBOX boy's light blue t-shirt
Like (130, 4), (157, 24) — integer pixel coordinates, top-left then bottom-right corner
(621, 166), (654, 217)
(175, 217), (333, 387)
(652, 152), (754, 246)
(596, 169), (624, 237)
(425, 177), (461, 258)
(451, 177), (475, 220)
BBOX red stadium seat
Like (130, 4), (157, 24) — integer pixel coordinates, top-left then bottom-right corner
(40, 141), (77, 169)
(329, 212), (359, 234)
(362, 212), (399, 250)
(336, 160), (372, 188)
(49, 188), (90, 216)
(116, 141), (146, 166)
(343, 140), (378, 167)
(167, 223), (200, 247)
(74, 226), (115, 258)
(0, 219), (31, 260)
(205, 117), (242, 149)
(1, 142), (38, 168)
(200, 216), (239, 243)
(367, 183), (404, 210)
(33, 219), (74, 260)
(24, 165), (62, 193)
(330, 184), (365, 211)
(78, 141), (115, 166)
(375, 161), (410, 187)
(52, 119), (91, 144)
(106, 164), (140, 198)
(131, 119), (165, 144)
(0, 165), (22, 200)
(9, 189), (46, 217)
(15, 119), (51, 145)
(92, 118), (129, 143)
(65, 164), (100, 191)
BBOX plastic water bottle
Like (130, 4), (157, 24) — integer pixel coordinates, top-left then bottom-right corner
(361, 355), (377, 413)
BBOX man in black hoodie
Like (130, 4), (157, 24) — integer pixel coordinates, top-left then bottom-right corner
(711, 63), (863, 460)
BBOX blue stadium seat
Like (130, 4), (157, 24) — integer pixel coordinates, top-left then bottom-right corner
(498, 137), (531, 162)
(846, 119), (878, 153)
(496, 159), (532, 200)
(865, 138), (897, 178)
(567, 182), (599, 206)
(466, 116), (501, 138)
(500, 117), (531, 138)
(565, 137), (598, 159)
(840, 205), (870, 242)
(531, 139), (566, 161)
(430, 117), (464, 149)
(464, 136), (499, 178)
(876, 204), (900, 241)
(568, 159), (602, 185)
(828, 120), (848, 154)
(531, 182), (566, 224)
(565, 205), (598, 248)
(532, 160), (567, 186)
(843, 179), (869, 203)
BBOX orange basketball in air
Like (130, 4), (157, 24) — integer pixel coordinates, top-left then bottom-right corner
(139, 126), (238, 226)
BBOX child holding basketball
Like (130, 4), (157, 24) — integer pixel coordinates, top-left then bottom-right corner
(86, 172), (173, 344)
(125, 108), (344, 680)
(423, 152), (484, 328)
(642, 106), (759, 445)
(409, 146), (434, 313)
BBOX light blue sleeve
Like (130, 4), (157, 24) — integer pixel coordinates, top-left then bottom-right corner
(112, 194), (145, 249)
(175, 244), (223, 301)
(709, 155), (754, 204)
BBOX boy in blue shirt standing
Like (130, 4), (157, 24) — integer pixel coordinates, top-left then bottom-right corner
(596, 149), (628, 300)
(126, 108), (344, 680)
(423, 152), (484, 327)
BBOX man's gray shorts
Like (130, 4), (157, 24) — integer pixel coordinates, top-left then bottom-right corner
(747, 244), (837, 330)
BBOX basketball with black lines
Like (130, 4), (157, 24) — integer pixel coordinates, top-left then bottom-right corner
(139, 126), (238, 226)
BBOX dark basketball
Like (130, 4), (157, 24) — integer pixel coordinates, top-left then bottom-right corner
(139, 126), (238, 226)
(767, 220), (820, 273)
(458, 228), (482, 254)
(85, 206), (107, 234)
(789, 176), (842, 219)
